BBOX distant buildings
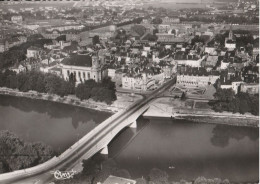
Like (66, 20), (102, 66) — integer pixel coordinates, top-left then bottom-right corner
(156, 33), (190, 44)
(45, 24), (85, 32)
(27, 46), (41, 58)
(10, 64), (26, 74)
(0, 36), (27, 53)
(41, 30), (61, 39)
(44, 40), (71, 50)
(11, 15), (22, 24)
(162, 17), (180, 24)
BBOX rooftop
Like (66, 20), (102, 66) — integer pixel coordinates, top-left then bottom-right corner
(27, 46), (41, 51)
(103, 175), (136, 184)
(61, 54), (92, 67)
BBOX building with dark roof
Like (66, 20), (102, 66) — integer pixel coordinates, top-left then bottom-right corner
(61, 53), (107, 84)
(176, 65), (220, 87)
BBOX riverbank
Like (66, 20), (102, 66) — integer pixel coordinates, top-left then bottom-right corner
(0, 87), (142, 114)
(143, 97), (259, 127)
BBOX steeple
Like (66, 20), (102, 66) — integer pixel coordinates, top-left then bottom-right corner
(228, 24), (233, 40)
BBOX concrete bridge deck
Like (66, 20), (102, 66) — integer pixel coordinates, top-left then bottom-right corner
(0, 78), (176, 184)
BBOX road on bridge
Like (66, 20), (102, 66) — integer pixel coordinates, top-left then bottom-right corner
(0, 78), (176, 184)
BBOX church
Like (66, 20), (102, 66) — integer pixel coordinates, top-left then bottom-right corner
(225, 25), (236, 51)
(61, 52), (108, 85)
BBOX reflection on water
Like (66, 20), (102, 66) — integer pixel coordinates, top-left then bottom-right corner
(0, 95), (111, 152)
(109, 118), (259, 183)
(211, 125), (259, 147)
(0, 95), (258, 182)
(0, 95), (110, 126)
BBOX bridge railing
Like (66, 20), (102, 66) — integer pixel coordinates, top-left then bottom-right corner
(0, 156), (59, 180)
(60, 100), (148, 159)
(0, 97), (145, 182)
(0, 78), (175, 183)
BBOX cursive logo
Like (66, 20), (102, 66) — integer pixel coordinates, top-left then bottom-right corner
(51, 170), (77, 180)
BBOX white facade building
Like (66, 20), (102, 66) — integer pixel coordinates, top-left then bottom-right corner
(61, 54), (107, 84)
(177, 74), (220, 87)
(11, 15), (22, 23)
(173, 56), (205, 68)
(27, 46), (41, 58)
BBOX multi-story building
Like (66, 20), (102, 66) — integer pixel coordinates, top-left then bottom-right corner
(27, 46), (41, 58)
(240, 83), (259, 94)
(174, 55), (206, 68)
(162, 17), (180, 24)
(177, 74), (220, 87)
(41, 30), (61, 39)
(64, 30), (81, 42)
(221, 81), (245, 94)
(11, 15), (23, 24)
(122, 73), (156, 91)
(10, 64), (26, 74)
(156, 33), (189, 44)
(45, 24), (85, 32)
(0, 40), (6, 53)
(176, 66), (220, 87)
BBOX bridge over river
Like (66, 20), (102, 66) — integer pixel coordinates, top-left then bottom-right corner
(0, 78), (176, 184)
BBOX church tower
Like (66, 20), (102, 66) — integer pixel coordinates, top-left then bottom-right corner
(225, 24), (236, 51)
(91, 55), (101, 82)
(228, 24), (234, 40)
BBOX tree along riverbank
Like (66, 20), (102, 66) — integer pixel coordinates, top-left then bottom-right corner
(0, 87), (142, 114)
(0, 87), (258, 127)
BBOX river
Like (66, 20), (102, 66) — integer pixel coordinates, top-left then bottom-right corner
(109, 117), (259, 183)
(0, 95), (258, 182)
(0, 95), (111, 152)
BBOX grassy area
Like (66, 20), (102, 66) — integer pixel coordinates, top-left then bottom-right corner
(195, 101), (211, 109)
(185, 100), (194, 108)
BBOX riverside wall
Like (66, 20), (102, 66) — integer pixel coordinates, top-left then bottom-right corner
(174, 115), (259, 127)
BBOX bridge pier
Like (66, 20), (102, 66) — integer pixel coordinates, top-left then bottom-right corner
(129, 120), (137, 128)
(100, 146), (108, 155)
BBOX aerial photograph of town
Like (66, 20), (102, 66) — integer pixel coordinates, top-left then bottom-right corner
(0, 0), (258, 183)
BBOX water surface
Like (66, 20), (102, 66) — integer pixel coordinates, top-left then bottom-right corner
(109, 118), (259, 183)
(0, 95), (111, 152)
(0, 95), (258, 182)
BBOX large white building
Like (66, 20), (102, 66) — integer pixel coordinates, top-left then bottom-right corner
(240, 83), (259, 94)
(177, 74), (220, 87)
(11, 15), (22, 24)
(61, 54), (107, 84)
(122, 73), (156, 91)
(173, 56), (206, 68)
(221, 81), (244, 94)
(162, 17), (180, 24)
(27, 46), (41, 58)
